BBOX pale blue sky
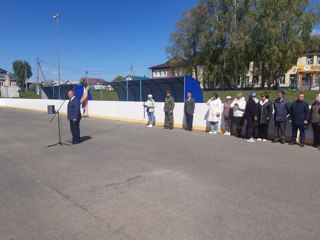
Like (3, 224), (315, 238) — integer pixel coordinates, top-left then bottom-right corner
(1, 0), (319, 82)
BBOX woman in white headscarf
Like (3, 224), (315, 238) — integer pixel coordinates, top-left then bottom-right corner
(144, 94), (155, 127)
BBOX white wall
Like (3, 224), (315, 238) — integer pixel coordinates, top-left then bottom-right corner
(0, 99), (315, 144)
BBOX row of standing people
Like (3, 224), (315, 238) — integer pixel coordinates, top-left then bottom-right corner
(209, 90), (320, 148)
(143, 90), (320, 149)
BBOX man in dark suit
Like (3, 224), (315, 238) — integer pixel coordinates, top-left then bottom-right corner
(184, 91), (195, 131)
(67, 90), (82, 144)
(289, 93), (309, 147)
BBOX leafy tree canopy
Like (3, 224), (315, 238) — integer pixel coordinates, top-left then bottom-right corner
(12, 60), (32, 89)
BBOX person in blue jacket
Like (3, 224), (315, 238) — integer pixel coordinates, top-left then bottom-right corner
(273, 90), (290, 144)
(67, 90), (82, 144)
(289, 93), (309, 147)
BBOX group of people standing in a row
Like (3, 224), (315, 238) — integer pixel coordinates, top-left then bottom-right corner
(144, 90), (320, 149)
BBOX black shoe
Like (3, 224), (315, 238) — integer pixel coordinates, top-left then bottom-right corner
(280, 140), (285, 144)
(289, 142), (296, 145)
(72, 141), (79, 144)
(300, 143), (305, 147)
(169, 127), (173, 130)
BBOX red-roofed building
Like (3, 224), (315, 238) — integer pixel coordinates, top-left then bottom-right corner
(80, 78), (108, 90)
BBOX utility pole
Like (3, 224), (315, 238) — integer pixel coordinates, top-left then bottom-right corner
(25, 69), (28, 91)
(53, 12), (62, 99)
(36, 58), (40, 95)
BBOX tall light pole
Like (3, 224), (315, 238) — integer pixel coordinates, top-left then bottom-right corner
(53, 12), (62, 99)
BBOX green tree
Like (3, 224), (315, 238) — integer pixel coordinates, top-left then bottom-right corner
(305, 34), (320, 52)
(12, 60), (32, 90)
(112, 75), (125, 82)
(167, 0), (319, 88)
(201, 0), (254, 88)
(166, 5), (208, 86)
(250, 0), (319, 88)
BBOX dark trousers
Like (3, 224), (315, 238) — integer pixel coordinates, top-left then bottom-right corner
(258, 123), (269, 140)
(233, 116), (244, 138)
(164, 112), (174, 129)
(185, 113), (193, 130)
(292, 124), (305, 144)
(245, 119), (254, 140)
(70, 120), (80, 142)
(312, 123), (320, 147)
(224, 116), (231, 132)
(274, 121), (286, 141)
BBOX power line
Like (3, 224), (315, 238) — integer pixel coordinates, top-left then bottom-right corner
(38, 58), (132, 75)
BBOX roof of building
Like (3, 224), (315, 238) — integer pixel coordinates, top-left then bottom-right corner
(149, 57), (187, 70)
(0, 68), (7, 74)
(125, 75), (148, 81)
(149, 62), (171, 70)
(80, 78), (107, 85)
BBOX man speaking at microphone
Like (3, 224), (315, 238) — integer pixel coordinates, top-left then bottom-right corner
(67, 90), (82, 144)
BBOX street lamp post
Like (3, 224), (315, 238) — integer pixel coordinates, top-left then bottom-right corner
(53, 12), (62, 99)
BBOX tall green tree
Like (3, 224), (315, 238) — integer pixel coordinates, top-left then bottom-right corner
(250, 0), (319, 88)
(167, 0), (319, 88)
(166, 4), (208, 86)
(12, 60), (32, 90)
(201, 0), (254, 88)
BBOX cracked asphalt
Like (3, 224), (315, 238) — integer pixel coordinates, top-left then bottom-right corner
(0, 108), (320, 240)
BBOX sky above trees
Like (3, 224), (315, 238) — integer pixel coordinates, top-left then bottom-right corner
(1, 0), (319, 83)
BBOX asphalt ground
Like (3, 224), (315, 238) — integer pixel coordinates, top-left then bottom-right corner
(0, 108), (320, 240)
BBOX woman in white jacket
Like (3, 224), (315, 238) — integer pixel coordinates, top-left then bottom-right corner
(143, 94), (155, 127)
(207, 93), (222, 134)
(230, 93), (246, 138)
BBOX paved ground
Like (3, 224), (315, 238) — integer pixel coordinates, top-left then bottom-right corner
(0, 108), (320, 240)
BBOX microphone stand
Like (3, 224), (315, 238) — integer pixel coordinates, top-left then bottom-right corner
(48, 98), (70, 147)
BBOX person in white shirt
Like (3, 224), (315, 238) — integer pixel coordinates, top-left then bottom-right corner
(231, 93), (246, 138)
(207, 93), (222, 134)
(143, 94), (155, 127)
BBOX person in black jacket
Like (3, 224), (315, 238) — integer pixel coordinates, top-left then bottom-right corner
(67, 90), (82, 144)
(257, 93), (273, 141)
(289, 93), (309, 147)
(184, 92), (195, 131)
(273, 90), (290, 144)
(309, 93), (320, 149)
(244, 92), (258, 142)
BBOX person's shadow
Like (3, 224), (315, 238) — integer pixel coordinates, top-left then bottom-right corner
(79, 135), (92, 143)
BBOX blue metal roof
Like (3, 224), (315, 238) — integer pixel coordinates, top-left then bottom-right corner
(107, 76), (203, 103)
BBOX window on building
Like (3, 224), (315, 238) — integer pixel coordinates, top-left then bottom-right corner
(154, 70), (160, 77)
(160, 70), (166, 77)
(307, 55), (313, 65)
(317, 55), (320, 64)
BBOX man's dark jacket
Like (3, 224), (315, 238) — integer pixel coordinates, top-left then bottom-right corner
(184, 97), (195, 114)
(290, 100), (309, 125)
(274, 98), (290, 122)
(67, 97), (82, 121)
(244, 99), (258, 120)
